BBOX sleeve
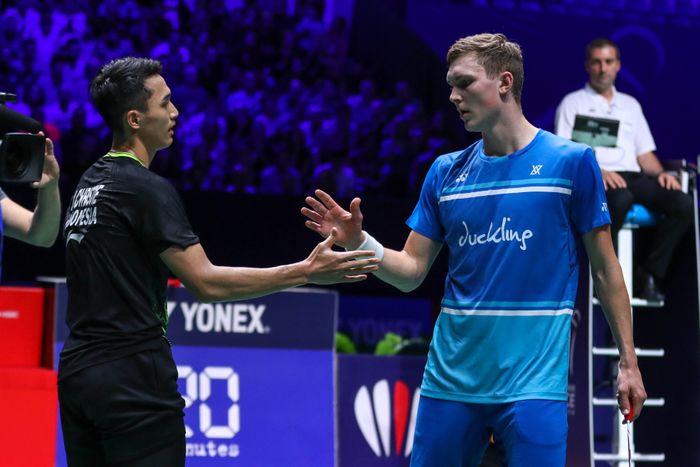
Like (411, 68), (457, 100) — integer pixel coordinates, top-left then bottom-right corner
(136, 177), (199, 253)
(406, 157), (445, 242)
(633, 101), (656, 156)
(554, 95), (577, 140)
(571, 147), (611, 234)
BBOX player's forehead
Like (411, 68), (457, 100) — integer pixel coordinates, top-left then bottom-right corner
(144, 74), (171, 101)
(447, 54), (485, 82)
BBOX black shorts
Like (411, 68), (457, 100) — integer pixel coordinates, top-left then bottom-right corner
(58, 338), (185, 466)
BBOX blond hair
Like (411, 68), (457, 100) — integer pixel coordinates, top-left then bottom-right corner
(446, 33), (524, 103)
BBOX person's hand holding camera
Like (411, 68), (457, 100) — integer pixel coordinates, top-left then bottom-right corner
(31, 131), (59, 190)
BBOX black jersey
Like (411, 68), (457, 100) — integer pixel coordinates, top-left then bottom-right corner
(59, 156), (199, 379)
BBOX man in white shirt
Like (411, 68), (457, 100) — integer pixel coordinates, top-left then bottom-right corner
(555, 38), (693, 301)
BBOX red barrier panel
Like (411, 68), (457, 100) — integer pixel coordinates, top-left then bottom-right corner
(0, 287), (56, 465)
(0, 367), (57, 466)
(0, 286), (45, 367)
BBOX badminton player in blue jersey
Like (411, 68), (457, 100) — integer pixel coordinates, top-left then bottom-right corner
(302, 33), (647, 466)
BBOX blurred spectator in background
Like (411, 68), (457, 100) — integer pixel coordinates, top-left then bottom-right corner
(555, 37), (694, 301)
(1, 0), (455, 199)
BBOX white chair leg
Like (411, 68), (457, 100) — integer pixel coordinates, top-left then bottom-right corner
(618, 227), (634, 299)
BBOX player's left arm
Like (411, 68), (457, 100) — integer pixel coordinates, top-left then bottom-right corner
(583, 225), (647, 421)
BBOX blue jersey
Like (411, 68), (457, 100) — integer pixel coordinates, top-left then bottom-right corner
(407, 130), (609, 403)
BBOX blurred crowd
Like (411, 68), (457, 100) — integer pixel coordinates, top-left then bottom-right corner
(1, 0), (456, 197)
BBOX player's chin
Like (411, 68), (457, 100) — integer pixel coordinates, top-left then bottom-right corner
(161, 135), (175, 148)
(464, 122), (481, 133)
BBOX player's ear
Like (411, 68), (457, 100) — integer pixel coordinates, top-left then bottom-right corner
(126, 110), (141, 130)
(499, 71), (514, 97)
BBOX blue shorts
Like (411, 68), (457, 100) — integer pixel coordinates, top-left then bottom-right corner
(409, 396), (567, 467)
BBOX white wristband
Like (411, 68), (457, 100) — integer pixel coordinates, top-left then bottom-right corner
(347, 231), (385, 261)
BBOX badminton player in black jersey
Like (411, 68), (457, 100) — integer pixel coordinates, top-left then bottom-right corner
(58, 57), (379, 467)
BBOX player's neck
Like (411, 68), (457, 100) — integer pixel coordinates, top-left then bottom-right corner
(481, 111), (538, 157)
(111, 137), (153, 168)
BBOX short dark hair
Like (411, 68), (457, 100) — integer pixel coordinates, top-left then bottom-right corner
(89, 57), (163, 132)
(585, 38), (620, 62)
(446, 33), (524, 104)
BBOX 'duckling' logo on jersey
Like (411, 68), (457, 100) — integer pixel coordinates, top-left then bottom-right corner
(458, 217), (534, 251)
(354, 379), (420, 458)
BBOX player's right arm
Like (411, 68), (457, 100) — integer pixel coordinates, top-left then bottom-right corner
(302, 189), (442, 293)
(160, 231), (379, 303)
(372, 230), (442, 292)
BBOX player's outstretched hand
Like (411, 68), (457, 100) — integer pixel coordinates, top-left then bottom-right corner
(302, 189), (365, 249)
(304, 228), (379, 284)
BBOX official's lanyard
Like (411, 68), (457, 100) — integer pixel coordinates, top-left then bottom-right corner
(105, 151), (145, 167)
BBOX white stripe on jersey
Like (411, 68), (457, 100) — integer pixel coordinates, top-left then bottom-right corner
(441, 307), (574, 317)
(439, 186), (572, 203)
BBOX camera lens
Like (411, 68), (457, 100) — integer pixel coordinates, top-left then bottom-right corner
(5, 139), (28, 177)
(0, 133), (44, 183)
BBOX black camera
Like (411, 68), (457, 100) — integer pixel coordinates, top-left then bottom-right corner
(0, 93), (44, 184)
(0, 133), (45, 183)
